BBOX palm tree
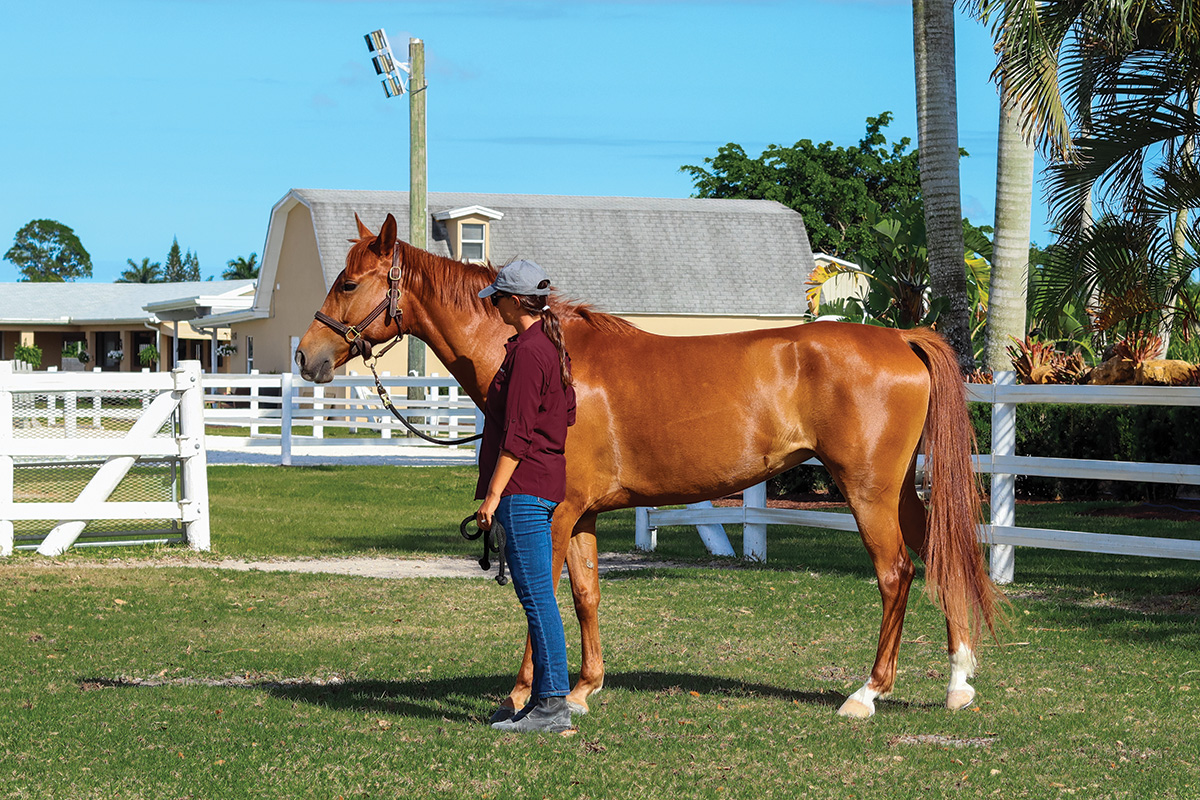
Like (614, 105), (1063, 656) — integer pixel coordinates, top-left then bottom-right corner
(984, 78), (1038, 372)
(222, 253), (259, 280)
(117, 257), (161, 283)
(913, 0), (974, 373)
(980, 0), (1200, 348)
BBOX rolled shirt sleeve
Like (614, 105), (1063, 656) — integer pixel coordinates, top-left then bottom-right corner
(499, 348), (545, 461)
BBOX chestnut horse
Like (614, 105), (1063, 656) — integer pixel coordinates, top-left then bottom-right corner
(296, 213), (999, 720)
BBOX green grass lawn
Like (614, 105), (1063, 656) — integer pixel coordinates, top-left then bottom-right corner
(4, 464), (1199, 798)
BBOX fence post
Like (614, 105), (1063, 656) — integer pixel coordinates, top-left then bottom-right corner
(990, 371), (1016, 584)
(1, 362), (13, 556)
(743, 481), (768, 562)
(313, 385), (324, 439)
(475, 407), (485, 461)
(65, 390), (77, 438)
(176, 361), (210, 551)
(249, 369), (261, 437)
(381, 372), (392, 439)
(280, 372), (293, 467)
(634, 507), (656, 552)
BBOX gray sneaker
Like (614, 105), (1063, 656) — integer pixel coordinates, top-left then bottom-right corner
(490, 696), (574, 734)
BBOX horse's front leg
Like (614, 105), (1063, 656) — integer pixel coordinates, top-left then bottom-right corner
(564, 512), (604, 713)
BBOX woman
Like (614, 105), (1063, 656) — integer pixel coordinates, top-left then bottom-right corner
(475, 259), (576, 734)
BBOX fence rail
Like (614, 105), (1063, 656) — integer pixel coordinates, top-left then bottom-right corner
(636, 372), (1200, 582)
(201, 372), (482, 463)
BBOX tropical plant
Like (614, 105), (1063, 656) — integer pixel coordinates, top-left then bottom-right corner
(977, 0), (1200, 351)
(1007, 336), (1089, 384)
(13, 343), (43, 369)
(1031, 210), (1200, 351)
(810, 201), (993, 348)
(118, 257), (161, 283)
(138, 345), (159, 369)
(222, 253), (259, 280)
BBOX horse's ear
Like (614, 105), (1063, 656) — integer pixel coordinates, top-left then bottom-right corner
(354, 213), (373, 240)
(377, 213), (398, 253)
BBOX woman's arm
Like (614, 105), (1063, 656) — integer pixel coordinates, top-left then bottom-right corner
(476, 449), (520, 530)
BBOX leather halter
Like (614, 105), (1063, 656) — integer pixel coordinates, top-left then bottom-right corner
(313, 242), (403, 361)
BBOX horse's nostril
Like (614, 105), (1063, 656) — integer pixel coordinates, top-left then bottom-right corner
(295, 349), (306, 369)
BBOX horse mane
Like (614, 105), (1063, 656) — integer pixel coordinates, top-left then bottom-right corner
(347, 236), (638, 335)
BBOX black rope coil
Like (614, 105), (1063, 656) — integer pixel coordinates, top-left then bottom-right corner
(460, 515), (508, 586)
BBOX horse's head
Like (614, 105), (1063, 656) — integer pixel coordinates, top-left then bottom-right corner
(296, 213), (405, 383)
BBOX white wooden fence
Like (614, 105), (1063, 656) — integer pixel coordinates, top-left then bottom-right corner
(201, 372), (482, 464)
(1, 360), (210, 556)
(635, 371), (1200, 583)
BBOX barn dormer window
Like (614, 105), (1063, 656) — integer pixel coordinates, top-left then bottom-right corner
(460, 223), (485, 261)
(432, 205), (504, 263)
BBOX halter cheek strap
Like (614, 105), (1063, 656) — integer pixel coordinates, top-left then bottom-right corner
(313, 242), (404, 361)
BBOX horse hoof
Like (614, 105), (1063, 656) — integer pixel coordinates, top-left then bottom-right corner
(567, 700), (588, 716)
(946, 688), (975, 711)
(837, 697), (875, 719)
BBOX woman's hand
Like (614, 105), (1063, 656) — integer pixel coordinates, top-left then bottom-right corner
(478, 451), (520, 531)
(476, 495), (500, 531)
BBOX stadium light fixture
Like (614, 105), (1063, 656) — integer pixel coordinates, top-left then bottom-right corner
(364, 28), (411, 98)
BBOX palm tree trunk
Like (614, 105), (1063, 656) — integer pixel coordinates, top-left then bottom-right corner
(914, 0), (973, 373)
(985, 82), (1037, 372)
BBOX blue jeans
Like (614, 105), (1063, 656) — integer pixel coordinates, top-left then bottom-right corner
(495, 494), (569, 700)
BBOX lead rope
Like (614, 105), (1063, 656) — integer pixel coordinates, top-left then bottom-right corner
(364, 350), (485, 446)
(460, 515), (508, 585)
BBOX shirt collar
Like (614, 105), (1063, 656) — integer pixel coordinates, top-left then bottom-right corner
(506, 318), (545, 346)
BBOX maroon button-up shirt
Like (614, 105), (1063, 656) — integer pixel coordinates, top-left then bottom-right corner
(475, 320), (576, 503)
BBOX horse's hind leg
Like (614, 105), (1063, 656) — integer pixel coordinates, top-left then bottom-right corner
(898, 464), (977, 711)
(837, 485), (916, 719)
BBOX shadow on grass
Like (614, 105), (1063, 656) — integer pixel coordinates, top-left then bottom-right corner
(81, 670), (896, 723)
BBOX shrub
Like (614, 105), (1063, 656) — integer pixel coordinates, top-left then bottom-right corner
(13, 343), (42, 369)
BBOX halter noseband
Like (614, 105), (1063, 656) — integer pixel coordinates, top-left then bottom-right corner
(313, 242), (404, 361)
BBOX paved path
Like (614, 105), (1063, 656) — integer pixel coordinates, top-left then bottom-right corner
(25, 552), (694, 580)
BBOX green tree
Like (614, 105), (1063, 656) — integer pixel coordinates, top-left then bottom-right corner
(163, 238), (201, 281)
(183, 249), (201, 281)
(913, 0), (973, 373)
(680, 113), (921, 264)
(4, 219), (92, 282)
(118, 257), (161, 283)
(222, 253), (259, 280)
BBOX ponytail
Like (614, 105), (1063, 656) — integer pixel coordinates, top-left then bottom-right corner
(540, 305), (573, 389)
(514, 289), (573, 389)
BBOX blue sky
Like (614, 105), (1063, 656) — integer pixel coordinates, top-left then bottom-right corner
(1, 0), (1048, 284)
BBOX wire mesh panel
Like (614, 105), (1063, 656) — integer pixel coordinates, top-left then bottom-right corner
(7, 384), (183, 550)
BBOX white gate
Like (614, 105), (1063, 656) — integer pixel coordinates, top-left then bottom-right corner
(0, 360), (210, 556)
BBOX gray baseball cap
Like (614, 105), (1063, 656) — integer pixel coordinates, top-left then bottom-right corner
(478, 259), (552, 298)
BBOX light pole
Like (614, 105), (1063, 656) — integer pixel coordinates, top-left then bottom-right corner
(365, 28), (427, 381)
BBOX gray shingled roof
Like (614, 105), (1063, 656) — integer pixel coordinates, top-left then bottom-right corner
(291, 189), (813, 316)
(0, 281), (255, 325)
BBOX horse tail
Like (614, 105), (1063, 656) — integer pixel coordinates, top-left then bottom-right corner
(900, 327), (1000, 642)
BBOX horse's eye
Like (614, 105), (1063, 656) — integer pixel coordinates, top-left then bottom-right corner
(342, 281), (358, 292)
